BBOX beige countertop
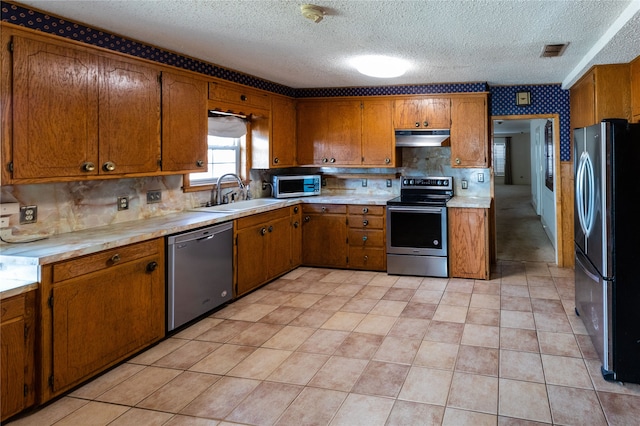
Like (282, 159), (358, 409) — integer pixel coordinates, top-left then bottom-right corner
(0, 194), (488, 296)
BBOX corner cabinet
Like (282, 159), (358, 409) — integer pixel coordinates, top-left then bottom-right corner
(448, 207), (490, 279)
(297, 99), (396, 167)
(38, 239), (165, 402)
(1, 291), (36, 422)
(450, 95), (489, 168)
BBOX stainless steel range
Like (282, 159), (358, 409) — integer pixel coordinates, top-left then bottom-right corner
(386, 176), (453, 277)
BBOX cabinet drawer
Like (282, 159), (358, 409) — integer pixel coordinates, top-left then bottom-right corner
(349, 247), (386, 270)
(348, 215), (384, 229)
(208, 82), (271, 110)
(302, 204), (347, 214)
(52, 239), (161, 283)
(236, 207), (289, 230)
(348, 229), (385, 247)
(1, 294), (25, 322)
(347, 205), (384, 216)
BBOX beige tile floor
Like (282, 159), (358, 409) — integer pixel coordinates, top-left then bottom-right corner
(8, 263), (640, 426)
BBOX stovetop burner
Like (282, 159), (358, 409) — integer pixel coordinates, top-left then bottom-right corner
(387, 176), (454, 207)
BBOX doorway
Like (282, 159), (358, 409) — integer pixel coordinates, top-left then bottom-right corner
(491, 115), (562, 264)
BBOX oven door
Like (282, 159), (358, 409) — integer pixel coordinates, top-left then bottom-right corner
(386, 205), (447, 256)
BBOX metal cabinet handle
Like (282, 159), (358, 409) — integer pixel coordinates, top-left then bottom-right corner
(322, 158), (328, 163)
(423, 121), (429, 127)
(321, 207), (326, 212)
(82, 162), (96, 172)
(294, 206), (299, 213)
(414, 122), (420, 128)
(240, 94), (247, 101)
(455, 157), (461, 165)
(362, 207), (368, 213)
(196, 160), (205, 167)
(103, 161), (116, 172)
(364, 255), (369, 261)
(363, 220), (368, 226)
(362, 236), (368, 242)
(293, 221), (299, 228)
(268, 225), (273, 233)
(385, 158), (391, 164)
(304, 216), (310, 222)
(261, 227), (267, 235)
(329, 158), (336, 163)
(110, 254), (121, 264)
(146, 261), (158, 272)
(273, 157), (279, 164)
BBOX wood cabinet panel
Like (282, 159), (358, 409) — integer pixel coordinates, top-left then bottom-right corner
(394, 97), (450, 129)
(208, 81), (271, 111)
(361, 99), (395, 166)
(12, 35), (99, 179)
(161, 71), (208, 172)
(450, 95), (489, 168)
(266, 96), (297, 167)
(301, 204), (348, 268)
(631, 56), (640, 122)
(1, 291), (35, 422)
(99, 56), (160, 174)
(449, 207), (489, 279)
(291, 205), (303, 268)
(40, 239), (164, 401)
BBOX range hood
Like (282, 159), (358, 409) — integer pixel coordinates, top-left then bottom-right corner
(394, 129), (450, 147)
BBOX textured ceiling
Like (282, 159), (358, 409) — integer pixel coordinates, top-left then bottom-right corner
(14, 0), (640, 89)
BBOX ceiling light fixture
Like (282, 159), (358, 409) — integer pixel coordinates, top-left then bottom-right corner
(352, 55), (409, 78)
(300, 4), (325, 23)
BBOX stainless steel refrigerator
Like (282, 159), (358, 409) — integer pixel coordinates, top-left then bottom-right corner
(574, 119), (640, 384)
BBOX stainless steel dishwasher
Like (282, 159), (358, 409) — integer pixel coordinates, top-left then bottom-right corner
(166, 221), (233, 332)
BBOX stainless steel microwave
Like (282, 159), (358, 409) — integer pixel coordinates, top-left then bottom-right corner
(272, 175), (321, 198)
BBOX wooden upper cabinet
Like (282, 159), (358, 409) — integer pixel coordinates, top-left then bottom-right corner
(208, 81), (271, 112)
(570, 64), (631, 129)
(161, 71), (208, 172)
(99, 56), (161, 175)
(252, 95), (296, 168)
(361, 99), (395, 166)
(297, 99), (361, 165)
(630, 56), (640, 122)
(10, 32), (162, 181)
(450, 95), (489, 168)
(12, 35), (99, 179)
(393, 97), (450, 129)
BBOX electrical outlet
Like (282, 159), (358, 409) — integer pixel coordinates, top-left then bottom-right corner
(461, 179), (468, 189)
(117, 196), (129, 211)
(20, 205), (37, 224)
(386, 179), (392, 188)
(146, 190), (162, 204)
(362, 179), (367, 187)
(478, 173), (484, 182)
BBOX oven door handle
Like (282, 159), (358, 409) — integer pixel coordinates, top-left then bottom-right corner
(387, 206), (444, 214)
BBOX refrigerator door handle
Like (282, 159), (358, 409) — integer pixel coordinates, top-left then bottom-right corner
(576, 151), (595, 237)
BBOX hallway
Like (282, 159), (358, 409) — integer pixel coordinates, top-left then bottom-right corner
(495, 183), (555, 263)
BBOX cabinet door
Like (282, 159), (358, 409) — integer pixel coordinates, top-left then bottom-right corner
(570, 71), (595, 129)
(50, 250), (163, 394)
(161, 71), (208, 172)
(449, 208), (489, 279)
(99, 57), (160, 175)
(297, 100), (361, 165)
(270, 96), (297, 167)
(450, 96), (488, 168)
(302, 213), (347, 267)
(268, 214), (293, 278)
(394, 98), (450, 129)
(632, 57), (640, 122)
(236, 222), (268, 297)
(362, 99), (394, 166)
(12, 35), (99, 179)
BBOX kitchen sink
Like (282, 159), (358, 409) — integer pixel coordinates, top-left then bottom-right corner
(191, 198), (284, 213)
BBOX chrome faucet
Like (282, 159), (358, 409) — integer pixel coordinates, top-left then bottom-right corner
(213, 173), (244, 205)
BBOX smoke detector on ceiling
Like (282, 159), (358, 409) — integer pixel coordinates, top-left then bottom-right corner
(301, 4), (325, 23)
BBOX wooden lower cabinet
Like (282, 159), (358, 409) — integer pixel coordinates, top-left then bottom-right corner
(347, 205), (386, 271)
(39, 239), (165, 402)
(448, 207), (489, 279)
(1, 290), (36, 422)
(301, 204), (348, 268)
(235, 207), (295, 297)
(291, 205), (303, 268)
